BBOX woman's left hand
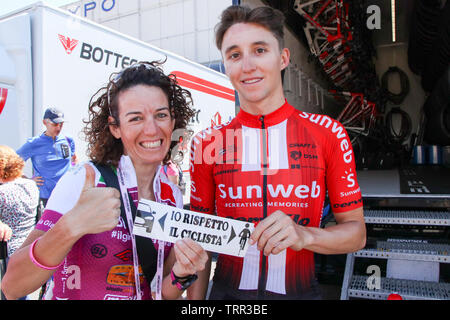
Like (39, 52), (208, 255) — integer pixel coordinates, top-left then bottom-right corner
(172, 238), (208, 277)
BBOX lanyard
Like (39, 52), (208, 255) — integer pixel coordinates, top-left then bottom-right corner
(153, 170), (165, 301)
(116, 163), (165, 300)
(116, 165), (142, 300)
(155, 240), (165, 300)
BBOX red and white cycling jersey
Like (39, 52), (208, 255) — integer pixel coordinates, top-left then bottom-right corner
(190, 100), (363, 297)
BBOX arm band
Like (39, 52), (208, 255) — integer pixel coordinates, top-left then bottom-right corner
(29, 236), (64, 270)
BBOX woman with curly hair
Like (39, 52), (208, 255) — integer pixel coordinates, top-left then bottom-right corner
(0, 145), (39, 256)
(2, 61), (208, 300)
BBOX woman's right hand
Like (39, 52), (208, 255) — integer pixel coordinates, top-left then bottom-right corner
(63, 164), (122, 237)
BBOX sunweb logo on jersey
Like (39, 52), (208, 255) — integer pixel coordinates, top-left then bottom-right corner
(58, 34), (79, 54)
(218, 181), (321, 200)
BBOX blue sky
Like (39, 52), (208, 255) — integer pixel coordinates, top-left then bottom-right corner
(0, 0), (76, 16)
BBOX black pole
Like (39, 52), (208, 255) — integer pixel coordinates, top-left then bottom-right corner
(0, 241), (8, 300)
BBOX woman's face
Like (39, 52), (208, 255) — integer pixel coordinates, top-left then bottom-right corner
(109, 84), (175, 168)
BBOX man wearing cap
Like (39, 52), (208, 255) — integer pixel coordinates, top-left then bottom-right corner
(17, 108), (77, 219)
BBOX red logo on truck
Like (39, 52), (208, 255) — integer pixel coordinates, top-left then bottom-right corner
(0, 87), (8, 115)
(58, 34), (79, 54)
(171, 71), (235, 102)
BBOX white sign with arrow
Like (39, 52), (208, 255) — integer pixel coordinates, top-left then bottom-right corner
(133, 199), (254, 257)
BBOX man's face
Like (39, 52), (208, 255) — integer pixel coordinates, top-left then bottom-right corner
(43, 119), (63, 137)
(221, 22), (290, 114)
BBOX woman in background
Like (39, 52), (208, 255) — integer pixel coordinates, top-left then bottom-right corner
(0, 145), (39, 257)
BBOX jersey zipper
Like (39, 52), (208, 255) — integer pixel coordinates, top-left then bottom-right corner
(258, 115), (268, 298)
(53, 137), (58, 156)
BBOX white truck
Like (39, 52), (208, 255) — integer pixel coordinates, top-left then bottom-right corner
(0, 2), (235, 203)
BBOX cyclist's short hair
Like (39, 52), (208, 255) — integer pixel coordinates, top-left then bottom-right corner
(215, 5), (285, 51)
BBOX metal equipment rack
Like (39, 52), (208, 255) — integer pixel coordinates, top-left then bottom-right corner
(340, 169), (450, 300)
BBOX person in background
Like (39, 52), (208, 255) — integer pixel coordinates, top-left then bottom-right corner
(16, 108), (77, 221)
(162, 161), (181, 185)
(0, 145), (39, 257)
(0, 145), (39, 300)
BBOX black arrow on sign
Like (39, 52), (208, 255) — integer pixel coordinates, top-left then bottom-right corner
(159, 213), (168, 231)
(227, 226), (236, 244)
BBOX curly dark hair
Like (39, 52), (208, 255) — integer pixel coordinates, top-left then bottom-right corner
(83, 60), (194, 167)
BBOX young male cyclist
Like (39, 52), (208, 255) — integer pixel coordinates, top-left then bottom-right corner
(190, 5), (366, 300)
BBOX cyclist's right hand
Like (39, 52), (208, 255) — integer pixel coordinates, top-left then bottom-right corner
(63, 164), (121, 237)
(249, 210), (312, 256)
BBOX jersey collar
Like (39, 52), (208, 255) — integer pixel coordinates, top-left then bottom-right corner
(236, 100), (295, 128)
(41, 132), (62, 140)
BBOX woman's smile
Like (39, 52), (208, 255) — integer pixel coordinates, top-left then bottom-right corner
(140, 139), (162, 149)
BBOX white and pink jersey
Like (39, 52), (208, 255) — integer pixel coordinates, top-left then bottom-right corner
(35, 156), (182, 300)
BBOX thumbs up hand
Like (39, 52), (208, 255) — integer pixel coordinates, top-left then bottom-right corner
(62, 164), (122, 237)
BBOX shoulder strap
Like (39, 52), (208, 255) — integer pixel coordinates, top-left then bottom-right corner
(65, 136), (75, 151)
(93, 163), (158, 286)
